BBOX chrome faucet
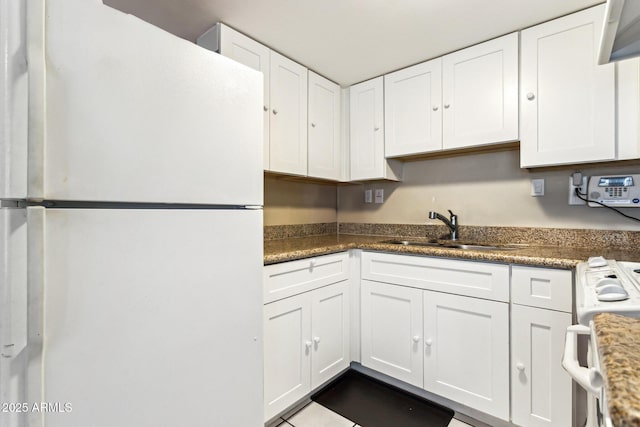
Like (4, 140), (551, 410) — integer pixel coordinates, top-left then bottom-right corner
(428, 210), (458, 240)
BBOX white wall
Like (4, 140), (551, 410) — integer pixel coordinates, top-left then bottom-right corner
(337, 150), (640, 231)
(264, 175), (337, 225)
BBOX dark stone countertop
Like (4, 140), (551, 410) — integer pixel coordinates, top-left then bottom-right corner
(593, 313), (640, 427)
(264, 234), (640, 268)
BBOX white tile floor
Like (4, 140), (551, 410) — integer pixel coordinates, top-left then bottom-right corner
(274, 401), (475, 427)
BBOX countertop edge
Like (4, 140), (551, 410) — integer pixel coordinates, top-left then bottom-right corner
(264, 237), (585, 269)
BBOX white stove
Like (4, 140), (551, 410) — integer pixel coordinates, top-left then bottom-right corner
(566, 256), (640, 427)
(576, 257), (640, 324)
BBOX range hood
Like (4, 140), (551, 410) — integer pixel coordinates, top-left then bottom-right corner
(598, 0), (640, 64)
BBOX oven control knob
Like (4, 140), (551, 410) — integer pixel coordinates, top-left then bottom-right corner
(588, 256), (607, 268)
(596, 284), (629, 302)
(595, 278), (621, 290)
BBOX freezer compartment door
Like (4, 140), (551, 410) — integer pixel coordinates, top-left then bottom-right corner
(0, 0), (28, 199)
(27, 207), (263, 426)
(26, 0), (262, 205)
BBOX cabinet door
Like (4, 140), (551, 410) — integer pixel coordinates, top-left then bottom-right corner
(269, 51), (308, 176)
(520, 5), (615, 167)
(264, 294), (311, 421)
(214, 24), (271, 170)
(511, 305), (572, 427)
(423, 291), (509, 421)
(361, 280), (423, 387)
(385, 58), (443, 156)
(350, 77), (401, 181)
(617, 58), (640, 160)
(311, 281), (350, 388)
(308, 71), (342, 180)
(442, 33), (518, 149)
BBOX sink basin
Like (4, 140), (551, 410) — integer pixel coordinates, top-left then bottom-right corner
(380, 239), (523, 251)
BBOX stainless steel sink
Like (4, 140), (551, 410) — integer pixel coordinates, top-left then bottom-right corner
(381, 239), (523, 251)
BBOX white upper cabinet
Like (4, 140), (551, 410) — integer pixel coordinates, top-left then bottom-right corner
(520, 5), (616, 167)
(350, 77), (402, 181)
(197, 23), (271, 170)
(382, 33), (518, 158)
(385, 59), (443, 157)
(442, 32), (519, 150)
(617, 58), (640, 160)
(269, 51), (308, 176)
(308, 71), (342, 180)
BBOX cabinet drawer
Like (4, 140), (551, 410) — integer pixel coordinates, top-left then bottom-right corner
(511, 266), (573, 312)
(264, 252), (349, 303)
(361, 252), (509, 302)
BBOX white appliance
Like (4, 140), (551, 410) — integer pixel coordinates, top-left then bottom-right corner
(1, 1), (264, 426)
(563, 258), (640, 427)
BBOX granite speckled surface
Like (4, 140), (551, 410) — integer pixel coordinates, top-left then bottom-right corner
(264, 223), (640, 267)
(593, 313), (640, 427)
(338, 223), (640, 249)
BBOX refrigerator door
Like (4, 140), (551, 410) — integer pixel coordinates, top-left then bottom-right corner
(0, 0), (28, 200)
(26, 207), (263, 426)
(23, 0), (262, 205)
(0, 207), (28, 427)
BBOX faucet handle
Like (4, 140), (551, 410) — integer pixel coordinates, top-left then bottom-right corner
(448, 209), (456, 218)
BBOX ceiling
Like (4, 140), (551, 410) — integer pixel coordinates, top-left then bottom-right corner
(103, 0), (603, 86)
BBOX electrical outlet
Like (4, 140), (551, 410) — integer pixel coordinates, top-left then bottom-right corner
(364, 189), (372, 204)
(568, 176), (588, 205)
(374, 189), (384, 203)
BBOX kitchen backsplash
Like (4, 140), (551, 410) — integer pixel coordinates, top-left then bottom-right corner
(264, 222), (337, 240)
(265, 221), (640, 250)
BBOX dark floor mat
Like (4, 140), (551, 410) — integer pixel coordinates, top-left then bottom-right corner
(311, 370), (454, 427)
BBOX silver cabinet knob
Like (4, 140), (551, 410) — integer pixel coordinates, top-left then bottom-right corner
(374, 127), (380, 131)
(272, 109), (278, 115)
(526, 92), (535, 101)
(444, 104), (450, 109)
(263, 105), (268, 112)
(432, 106), (439, 111)
(311, 123), (316, 128)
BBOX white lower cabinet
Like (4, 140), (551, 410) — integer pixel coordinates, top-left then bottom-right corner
(360, 252), (575, 425)
(360, 280), (423, 387)
(264, 292), (311, 420)
(360, 252), (510, 421)
(263, 280), (349, 421)
(511, 266), (573, 427)
(361, 280), (510, 420)
(511, 305), (572, 427)
(423, 291), (509, 420)
(265, 252), (575, 426)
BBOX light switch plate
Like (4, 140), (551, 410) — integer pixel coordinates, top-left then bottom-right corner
(364, 189), (372, 203)
(374, 189), (384, 203)
(531, 179), (544, 196)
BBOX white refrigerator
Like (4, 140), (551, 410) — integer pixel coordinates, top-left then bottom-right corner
(0, 1), (264, 426)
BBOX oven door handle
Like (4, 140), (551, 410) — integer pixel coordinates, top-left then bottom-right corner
(562, 324), (603, 396)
